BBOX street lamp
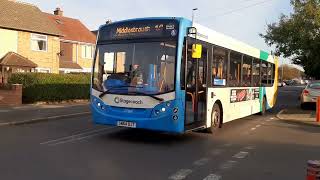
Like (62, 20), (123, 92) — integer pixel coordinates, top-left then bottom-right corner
(192, 8), (198, 25)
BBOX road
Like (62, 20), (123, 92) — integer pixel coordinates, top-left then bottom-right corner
(0, 86), (319, 180)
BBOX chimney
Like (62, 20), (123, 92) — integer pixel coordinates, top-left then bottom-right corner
(54, 7), (63, 16)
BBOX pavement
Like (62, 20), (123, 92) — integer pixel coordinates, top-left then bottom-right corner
(0, 102), (91, 126)
(274, 85), (319, 127)
(0, 86), (319, 180)
(277, 107), (320, 127)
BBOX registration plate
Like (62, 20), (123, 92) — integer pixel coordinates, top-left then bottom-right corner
(117, 121), (136, 128)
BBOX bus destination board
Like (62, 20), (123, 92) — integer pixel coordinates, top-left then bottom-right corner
(98, 19), (179, 42)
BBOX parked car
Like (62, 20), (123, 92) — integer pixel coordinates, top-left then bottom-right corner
(300, 81), (320, 109)
(278, 81), (286, 87)
(284, 80), (295, 86)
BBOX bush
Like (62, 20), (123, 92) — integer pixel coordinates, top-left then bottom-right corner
(8, 73), (91, 103)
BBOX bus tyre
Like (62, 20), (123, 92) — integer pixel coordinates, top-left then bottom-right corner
(208, 103), (222, 133)
(261, 97), (267, 115)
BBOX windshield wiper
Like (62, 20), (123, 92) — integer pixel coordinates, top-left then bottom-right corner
(99, 86), (164, 102)
(99, 86), (142, 98)
(128, 91), (164, 102)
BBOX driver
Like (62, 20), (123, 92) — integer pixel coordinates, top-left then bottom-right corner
(130, 64), (143, 85)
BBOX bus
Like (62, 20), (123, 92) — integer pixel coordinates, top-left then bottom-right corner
(91, 17), (278, 133)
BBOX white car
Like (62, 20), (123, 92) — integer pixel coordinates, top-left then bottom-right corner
(300, 82), (320, 109)
(278, 81), (286, 87)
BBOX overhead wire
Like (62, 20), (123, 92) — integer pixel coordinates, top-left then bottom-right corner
(198, 0), (274, 22)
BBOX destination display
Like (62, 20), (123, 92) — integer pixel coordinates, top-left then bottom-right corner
(98, 19), (179, 42)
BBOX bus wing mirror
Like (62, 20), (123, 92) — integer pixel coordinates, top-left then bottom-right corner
(192, 44), (202, 59)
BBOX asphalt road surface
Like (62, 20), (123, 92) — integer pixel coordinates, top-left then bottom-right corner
(0, 86), (319, 180)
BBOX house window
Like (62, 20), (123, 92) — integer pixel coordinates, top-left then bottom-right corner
(81, 45), (93, 59)
(31, 34), (48, 52)
(36, 67), (51, 73)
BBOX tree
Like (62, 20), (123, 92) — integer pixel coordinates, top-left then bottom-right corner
(260, 0), (320, 79)
(278, 64), (303, 80)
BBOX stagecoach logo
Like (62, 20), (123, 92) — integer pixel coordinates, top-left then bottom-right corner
(114, 97), (143, 105)
(114, 97), (120, 103)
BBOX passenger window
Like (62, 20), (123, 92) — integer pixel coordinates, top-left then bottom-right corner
(252, 59), (260, 86)
(198, 47), (207, 86)
(267, 63), (274, 85)
(242, 56), (252, 87)
(212, 47), (227, 86)
(261, 61), (268, 86)
(229, 51), (242, 87)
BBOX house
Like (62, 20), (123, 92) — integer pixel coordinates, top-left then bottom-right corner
(0, 0), (61, 77)
(47, 8), (96, 73)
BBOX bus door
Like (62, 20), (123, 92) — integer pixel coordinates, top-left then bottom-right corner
(185, 39), (208, 128)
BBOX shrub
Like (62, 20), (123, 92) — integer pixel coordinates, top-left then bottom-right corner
(8, 73), (91, 103)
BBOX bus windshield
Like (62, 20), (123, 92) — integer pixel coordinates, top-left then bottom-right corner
(92, 41), (177, 95)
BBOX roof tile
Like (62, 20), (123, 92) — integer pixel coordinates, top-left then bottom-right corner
(0, 52), (38, 67)
(47, 13), (96, 44)
(0, 0), (61, 36)
(59, 61), (82, 69)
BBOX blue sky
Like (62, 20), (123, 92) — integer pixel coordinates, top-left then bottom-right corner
(23, 0), (294, 65)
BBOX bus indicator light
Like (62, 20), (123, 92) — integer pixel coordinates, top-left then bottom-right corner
(161, 108), (166, 112)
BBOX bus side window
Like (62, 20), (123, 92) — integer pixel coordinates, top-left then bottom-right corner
(229, 51), (242, 87)
(212, 47), (227, 86)
(267, 63), (274, 85)
(252, 58), (260, 87)
(242, 55), (252, 87)
(261, 62), (268, 86)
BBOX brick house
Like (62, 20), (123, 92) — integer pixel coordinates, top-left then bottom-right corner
(47, 8), (96, 73)
(0, 0), (61, 76)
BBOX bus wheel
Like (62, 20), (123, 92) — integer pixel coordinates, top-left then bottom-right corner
(208, 103), (222, 133)
(260, 97), (267, 115)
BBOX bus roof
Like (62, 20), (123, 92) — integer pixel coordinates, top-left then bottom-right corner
(98, 17), (275, 63)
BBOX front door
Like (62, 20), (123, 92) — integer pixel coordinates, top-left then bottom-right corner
(185, 39), (208, 127)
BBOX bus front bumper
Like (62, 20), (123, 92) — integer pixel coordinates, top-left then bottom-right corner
(91, 104), (184, 133)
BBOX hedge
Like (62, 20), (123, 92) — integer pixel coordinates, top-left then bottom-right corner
(8, 73), (91, 103)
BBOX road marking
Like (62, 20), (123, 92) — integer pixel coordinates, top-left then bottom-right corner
(270, 117), (274, 120)
(250, 127), (256, 131)
(203, 174), (222, 180)
(168, 169), (193, 180)
(255, 125), (261, 128)
(211, 149), (223, 156)
(40, 127), (115, 145)
(276, 109), (286, 120)
(48, 130), (111, 146)
(221, 143), (232, 147)
(193, 158), (210, 166)
(232, 151), (249, 159)
(244, 146), (255, 150)
(219, 160), (237, 170)
(0, 110), (10, 113)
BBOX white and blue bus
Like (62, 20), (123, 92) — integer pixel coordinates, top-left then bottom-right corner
(91, 17), (278, 133)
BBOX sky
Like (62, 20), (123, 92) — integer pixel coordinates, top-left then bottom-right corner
(22, 0), (298, 67)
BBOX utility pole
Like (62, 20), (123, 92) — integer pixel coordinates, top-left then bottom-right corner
(281, 59), (284, 81)
(192, 8), (198, 25)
